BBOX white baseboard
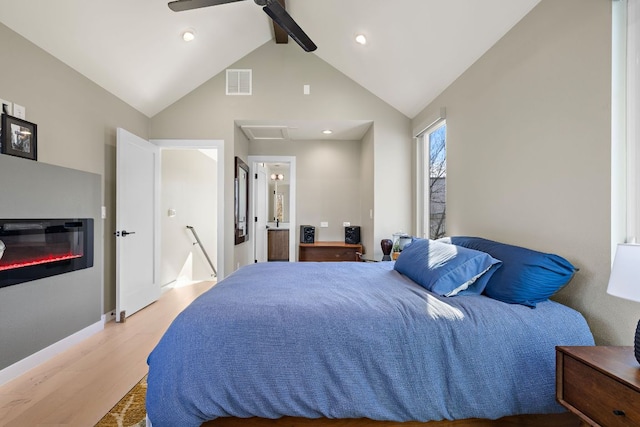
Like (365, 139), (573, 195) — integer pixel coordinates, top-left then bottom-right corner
(104, 310), (116, 323)
(0, 319), (104, 387)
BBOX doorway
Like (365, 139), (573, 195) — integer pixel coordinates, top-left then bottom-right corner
(249, 156), (297, 263)
(152, 139), (225, 284)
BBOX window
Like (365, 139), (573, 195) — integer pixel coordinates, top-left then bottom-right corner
(418, 120), (447, 239)
(612, 0), (640, 256)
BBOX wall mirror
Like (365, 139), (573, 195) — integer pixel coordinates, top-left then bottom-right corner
(235, 156), (249, 245)
(267, 163), (290, 224)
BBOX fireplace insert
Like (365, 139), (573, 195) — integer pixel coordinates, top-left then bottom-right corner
(0, 218), (93, 288)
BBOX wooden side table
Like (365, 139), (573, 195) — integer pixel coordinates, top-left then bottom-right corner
(556, 346), (640, 426)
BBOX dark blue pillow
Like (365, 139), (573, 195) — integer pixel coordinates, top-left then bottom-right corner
(440, 236), (577, 307)
(394, 238), (501, 296)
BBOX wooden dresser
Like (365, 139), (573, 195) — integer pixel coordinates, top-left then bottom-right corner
(556, 346), (640, 426)
(299, 241), (362, 262)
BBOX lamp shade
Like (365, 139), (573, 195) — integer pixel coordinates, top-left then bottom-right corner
(607, 243), (640, 303)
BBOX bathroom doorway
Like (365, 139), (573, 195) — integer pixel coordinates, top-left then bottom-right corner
(249, 156), (296, 263)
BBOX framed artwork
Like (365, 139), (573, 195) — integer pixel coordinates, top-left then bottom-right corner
(1, 114), (37, 161)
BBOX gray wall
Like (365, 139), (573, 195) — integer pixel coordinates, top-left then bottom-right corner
(160, 150), (218, 286)
(413, 0), (624, 345)
(0, 22), (149, 317)
(150, 42), (413, 273)
(0, 155), (102, 370)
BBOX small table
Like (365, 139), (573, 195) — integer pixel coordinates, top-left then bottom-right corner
(556, 346), (640, 426)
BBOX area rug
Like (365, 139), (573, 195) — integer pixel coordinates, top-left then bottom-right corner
(95, 375), (147, 427)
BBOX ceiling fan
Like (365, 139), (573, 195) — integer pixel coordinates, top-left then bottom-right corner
(168, 0), (317, 52)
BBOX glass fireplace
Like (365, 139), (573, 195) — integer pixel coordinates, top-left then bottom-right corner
(0, 218), (93, 288)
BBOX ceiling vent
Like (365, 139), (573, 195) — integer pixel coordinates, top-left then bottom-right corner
(226, 69), (252, 95)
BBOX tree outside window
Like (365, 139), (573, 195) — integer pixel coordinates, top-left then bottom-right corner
(428, 124), (446, 239)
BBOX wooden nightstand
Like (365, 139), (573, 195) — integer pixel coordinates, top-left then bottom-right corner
(556, 346), (640, 426)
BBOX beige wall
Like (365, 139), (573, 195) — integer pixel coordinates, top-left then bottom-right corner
(250, 139), (364, 251)
(0, 22), (149, 314)
(150, 42), (412, 273)
(413, 0), (629, 345)
(160, 150), (217, 286)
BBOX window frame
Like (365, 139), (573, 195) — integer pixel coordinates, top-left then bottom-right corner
(612, 0), (639, 261)
(416, 115), (447, 240)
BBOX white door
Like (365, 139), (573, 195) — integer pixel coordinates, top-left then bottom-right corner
(254, 163), (268, 262)
(116, 128), (160, 322)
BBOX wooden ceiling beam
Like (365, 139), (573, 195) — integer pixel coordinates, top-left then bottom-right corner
(273, 0), (288, 44)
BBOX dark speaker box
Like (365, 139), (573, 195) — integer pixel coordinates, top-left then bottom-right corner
(300, 225), (315, 243)
(345, 226), (361, 244)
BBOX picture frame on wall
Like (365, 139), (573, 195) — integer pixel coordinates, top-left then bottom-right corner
(0, 114), (37, 161)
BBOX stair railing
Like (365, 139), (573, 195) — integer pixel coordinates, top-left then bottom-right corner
(186, 225), (217, 278)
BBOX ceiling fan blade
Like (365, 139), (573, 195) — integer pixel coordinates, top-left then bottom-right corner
(168, 0), (245, 12)
(261, 0), (317, 52)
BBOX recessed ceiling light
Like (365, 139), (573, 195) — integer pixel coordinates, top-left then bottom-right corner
(322, 129), (333, 135)
(181, 29), (196, 42)
(355, 34), (367, 45)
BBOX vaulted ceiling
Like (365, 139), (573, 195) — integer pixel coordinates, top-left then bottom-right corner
(0, 0), (540, 119)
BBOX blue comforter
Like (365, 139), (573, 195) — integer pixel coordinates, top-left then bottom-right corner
(146, 262), (594, 426)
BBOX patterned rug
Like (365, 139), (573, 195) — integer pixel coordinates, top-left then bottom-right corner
(95, 375), (147, 427)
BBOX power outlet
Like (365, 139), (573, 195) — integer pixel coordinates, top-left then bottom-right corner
(320, 221), (329, 228)
(343, 222), (350, 227)
(0, 99), (12, 115)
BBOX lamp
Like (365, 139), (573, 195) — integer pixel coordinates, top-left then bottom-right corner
(606, 243), (640, 364)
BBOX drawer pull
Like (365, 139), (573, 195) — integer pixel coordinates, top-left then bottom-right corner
(613, 409), (626, 417)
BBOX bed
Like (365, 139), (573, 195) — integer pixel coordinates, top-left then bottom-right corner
(146, 237), (594, 427)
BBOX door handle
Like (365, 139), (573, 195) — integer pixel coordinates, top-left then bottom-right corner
(121, 230), (136, 236)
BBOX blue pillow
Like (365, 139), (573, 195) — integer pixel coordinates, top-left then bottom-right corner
(440, 236), (577, 307)
(394, 238), (501, 296)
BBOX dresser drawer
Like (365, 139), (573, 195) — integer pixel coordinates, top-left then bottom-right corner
(299, 247), (358, 262)
(561, 354), (640, 426)
(299, 242), (362, 262)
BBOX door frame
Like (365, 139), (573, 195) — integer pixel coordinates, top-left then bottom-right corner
(253, 163), (269, 263)
(152, 139), (225, 279)
(248, 155), (297, 263)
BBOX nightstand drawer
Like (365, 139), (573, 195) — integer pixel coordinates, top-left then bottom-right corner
(562, 354), (640, 426)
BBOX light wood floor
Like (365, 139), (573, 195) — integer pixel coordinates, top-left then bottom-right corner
(0, 281), (214, 427)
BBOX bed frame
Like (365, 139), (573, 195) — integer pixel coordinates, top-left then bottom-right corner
(202, 412), (580, 427)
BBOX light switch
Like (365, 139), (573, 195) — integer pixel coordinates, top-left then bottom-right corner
(13, 104), (25, 119)
(303, 84), (310, 95)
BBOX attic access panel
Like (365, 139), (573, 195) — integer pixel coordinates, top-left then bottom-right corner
(241, 125), (289, 141)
